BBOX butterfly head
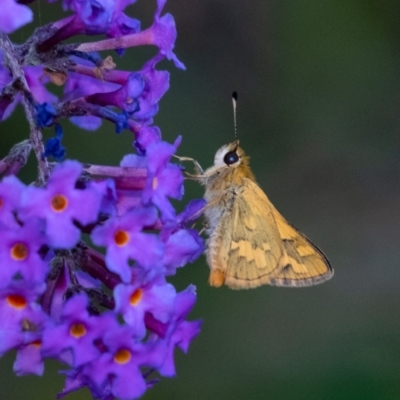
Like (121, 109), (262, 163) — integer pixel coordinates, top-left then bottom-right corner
(210, 141), (255, 182)
(214, 141), (244, 168)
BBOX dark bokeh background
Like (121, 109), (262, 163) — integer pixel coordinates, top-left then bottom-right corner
(2, 0), (400, 399)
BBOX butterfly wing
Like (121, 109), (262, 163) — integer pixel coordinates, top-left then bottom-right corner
(267, 198), (333, 287)
(207, 179), (285, 289)
(207, 178), (333, 289)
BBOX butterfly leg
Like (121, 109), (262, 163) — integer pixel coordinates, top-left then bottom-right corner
(173, 155), (204, 174)
(195, 220), (209, 235)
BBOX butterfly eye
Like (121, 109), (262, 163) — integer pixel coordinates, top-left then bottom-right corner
(223, 151), (239, 166)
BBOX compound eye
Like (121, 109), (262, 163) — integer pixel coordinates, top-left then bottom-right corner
(223, 151), (239, 165)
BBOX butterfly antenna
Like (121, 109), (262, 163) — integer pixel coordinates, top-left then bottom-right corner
(232, 91), (239, 149)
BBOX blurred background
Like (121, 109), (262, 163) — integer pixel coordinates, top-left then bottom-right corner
(2, 0), (400, 399)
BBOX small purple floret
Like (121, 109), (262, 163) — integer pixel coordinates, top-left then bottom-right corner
(91, 206), (164, 282)
(0, 0), (33, 34)
(20, 160), (104, 248)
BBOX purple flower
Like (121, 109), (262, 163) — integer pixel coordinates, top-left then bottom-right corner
(156, 285), (201, 377)
(140, 68), (170, 110)
(0, 281), (47, 356)
(163, 228), (204, 275)
(131, 124), (162, 155)
(0, 219), (49, 287)
(85, 73), (144, 114)
(23, 161), (102, 248)
(143, 137), (184, 221)
(91, 206), (164, 282)
(71, 114), (102, 130)
(108, 8), (140, 40)
(0, 0), (33, 34)
(14, 340), (44, 376)
(114, 279), (176, 338)
(64, 70), (119, 130)
(0, 175), (25, 229)
(131, 68), (169, 121)
(107, 154), (146, 214)
(64, 66), (119, 102)
(81, 324), (163, 400)
(42, 263), (70, 319)
(41, 294), (112, 367)
(177, 198), (206, 226)
(107, 0), (141, 39)
(64, 0), (115, 35)
(98, 173), (142, 217)
(63, 0), (140, 38)
(82, 66), (169, 125)
(150, 13), (185, 70)
(25, 67), (58, 104)
(20, 160), (104, 248)
(57, 368), (110, 399)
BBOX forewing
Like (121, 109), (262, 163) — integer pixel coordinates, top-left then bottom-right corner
(207, 179), (284, 289)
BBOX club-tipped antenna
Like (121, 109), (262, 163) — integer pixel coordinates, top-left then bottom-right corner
(232, 91), (238, 147)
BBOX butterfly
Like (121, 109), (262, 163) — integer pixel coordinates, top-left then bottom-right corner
(178, 95), (333, 289)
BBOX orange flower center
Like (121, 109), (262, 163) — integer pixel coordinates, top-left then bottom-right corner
(114, 348), (132, 364)
(114, 230), (130, 246)
(51, 194), (68, 212)
(30, 340), (42, 348)
(7, 294), (27, 309)
(152, 177), (158, 190)
(69, 323), (87, 338)
(129, 289), (143, 306)
(10, 243), (28, 261)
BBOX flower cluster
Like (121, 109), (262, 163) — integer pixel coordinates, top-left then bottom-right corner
(0, 1), (204, 399)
